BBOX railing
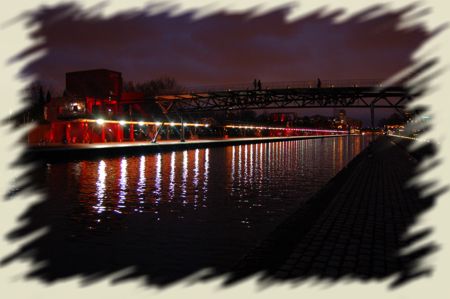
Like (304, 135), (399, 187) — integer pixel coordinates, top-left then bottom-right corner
(158, 79), (385, 95)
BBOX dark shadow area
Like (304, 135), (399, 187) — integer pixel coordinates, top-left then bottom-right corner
(1, 1), (447, 290)
(225, 136), (445, 289)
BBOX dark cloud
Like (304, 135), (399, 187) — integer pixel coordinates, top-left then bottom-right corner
(12, 3), (431, 124)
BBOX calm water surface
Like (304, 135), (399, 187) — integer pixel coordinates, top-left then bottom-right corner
(36, 136), (372, 283)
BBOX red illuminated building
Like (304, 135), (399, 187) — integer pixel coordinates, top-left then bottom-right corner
(29, 69), (159, 144)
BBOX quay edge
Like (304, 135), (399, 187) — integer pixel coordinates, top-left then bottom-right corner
(24, 134), (358, 162)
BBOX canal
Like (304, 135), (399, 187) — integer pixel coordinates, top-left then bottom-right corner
(15, 135), (373, 285)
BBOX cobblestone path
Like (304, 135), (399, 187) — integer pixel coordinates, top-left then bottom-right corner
(228, 136), (438, 288)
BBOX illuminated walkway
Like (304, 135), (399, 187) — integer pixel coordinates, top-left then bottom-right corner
(228, 136), (438, 287)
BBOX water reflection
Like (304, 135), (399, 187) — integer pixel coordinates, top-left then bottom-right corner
(154, 153), (162, 205)
(33, 136), (375, 283)
(94, 160), (106, 214)
(249, 144), (254, 179)
(338, 137), (344, 170)
(203, 148), (209, 206)
(237, 145), (242, 195)
(137, 156), (146, 213)
(169, 151), (176, 202)
(116, 158), (128, 213)
(243, 144), (248, 186)
(55, 136), (373, 223)
(231, 146), (235, 190)
(181, 150), (188, 204)
(193, 149), (200, 206)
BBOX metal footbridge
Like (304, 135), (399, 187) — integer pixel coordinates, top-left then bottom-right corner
(154, 79), (414, 127)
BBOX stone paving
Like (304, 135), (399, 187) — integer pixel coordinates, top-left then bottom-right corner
(228, 136), (437, 287)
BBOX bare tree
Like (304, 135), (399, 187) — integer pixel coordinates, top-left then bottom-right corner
(123, 77), (183, 96)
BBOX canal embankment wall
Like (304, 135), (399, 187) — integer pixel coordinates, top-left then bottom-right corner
(24, 134), (357, 162)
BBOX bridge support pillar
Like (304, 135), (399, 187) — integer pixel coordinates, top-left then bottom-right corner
(180, 122), (185, 142)
(152, 123), (164, 143)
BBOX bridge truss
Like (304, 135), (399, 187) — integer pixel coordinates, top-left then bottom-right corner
(155, 86), (413, 127)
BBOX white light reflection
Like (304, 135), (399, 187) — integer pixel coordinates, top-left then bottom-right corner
(116, 158), (127, 213)
(249, 143), (254, 180)
(260, 142), (263, 164)
(193, 149), (200, 206)
(254, 144), (260, 193)
(94, 160), (106, 213)
(181, 150), (188, 204)
(169, 151), (176, 202)
(257, 143), (263, 190)
(202, 148), (209, 204)
(137, 156), (146, 213)
(154, 153), (162, 205)
(233, 145), (242, 192)
(243, 144), (248, 185)
(231, 146), (235, 188)
(238, 145), (242, 188)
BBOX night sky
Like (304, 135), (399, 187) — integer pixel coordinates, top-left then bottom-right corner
(14, 3), (431, 124)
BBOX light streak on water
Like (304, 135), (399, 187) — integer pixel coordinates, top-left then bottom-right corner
(202, 148), (209, 204)
(181, 150), (188, 204)
(243, 144), (248, 186)
(255, 143), (261, 192)
(236, 145), (242, 194)
(116, 157), (127, 213)
(169, 151), (176, 202)
(231, 146), (235, 187)
(154, 153), (162, 204)
(94, 160), (106, 213)
(136, 155), (146, 212)
(193, 149), (200, 205)
(249, 143), (254, 180)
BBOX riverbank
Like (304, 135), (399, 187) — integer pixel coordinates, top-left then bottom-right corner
(25, 134), (353, 162)
(227, 135), (437, 287)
